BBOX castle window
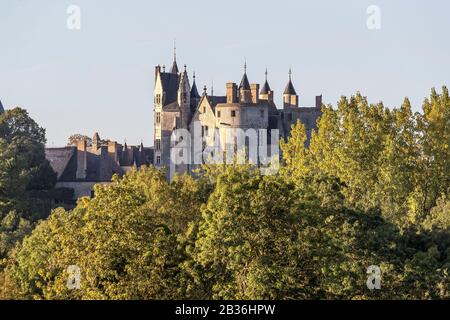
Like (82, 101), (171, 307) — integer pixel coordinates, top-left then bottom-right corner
(201, 126), (209, 137)
(156, 112), (161, 124)
(156, 94), (162, 104)
(156, 156), (161, 165)
(183, 93), (187, 103)
(231, 110), (236, 117)
(156, 139), (161, 150)
(203, 106), (206, 113)
(217, 111), (221, 118)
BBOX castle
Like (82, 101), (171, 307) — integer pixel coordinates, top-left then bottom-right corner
(3, 50), (323, 201)
(153, 52), (322, 179)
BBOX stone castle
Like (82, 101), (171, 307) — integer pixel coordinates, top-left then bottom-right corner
(153, 52), (322, 179)
(3, 50), (323, 201)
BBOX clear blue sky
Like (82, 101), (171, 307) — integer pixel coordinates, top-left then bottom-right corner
(1, 0), (449, 147)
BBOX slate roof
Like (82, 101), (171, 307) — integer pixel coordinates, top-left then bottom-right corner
(0, 99), (4, 114)
(260, 80), (271, 94)
(45, 147), (77, 180)
(171, 60), (179, 74)
(239, 73), (250, 90)
(191, 79), (200, 99)
(160, 72), (179, 106)
(46, 143), (152, 183)
(206, 95), (227, 113)
(207, 96), (227, 107)
(284, 79), (297, 95)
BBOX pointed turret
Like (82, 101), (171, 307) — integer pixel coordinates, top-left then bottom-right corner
(190, 71), (200, 99)
(284, 68), (297, 95)
(260, 68), (271, 94)
(239, 62), (252, 103)
(177, 64), (192, 126)
(283, 69), (299, 108)
(239, 62), (251, 90)
(259, 69), (274, 104)
(190, 71), (201, 113)
(171, 43), (179, 74)
(0, 99), (4, 114)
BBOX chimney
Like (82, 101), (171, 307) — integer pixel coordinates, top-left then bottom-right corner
(226, 83), (237, 103)
(251, 84), (260, 104)
(76, 139), (87, 180)
(108, 141), (118, 163)
(315, 95), (323, 109)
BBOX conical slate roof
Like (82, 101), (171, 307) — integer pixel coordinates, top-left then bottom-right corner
(284, 69), (297, 95)
(190, 77), (200, 99)
(171, 60), (179, 74)
(260, 80), (271, 94)
(239, 72), (250, 90)
(284, 79), (297, 95)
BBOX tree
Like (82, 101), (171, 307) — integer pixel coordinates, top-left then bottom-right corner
(0, 108), (56, 193)
(0, 108), (57, 290)
(2, 167), (210, 299)
(67, 133), (110, 147)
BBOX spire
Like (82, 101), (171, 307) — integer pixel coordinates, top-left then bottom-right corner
(0, 99), (4, 114)
(284, 68), (297, 95)
(203, 85), (207, 96)
(260, 68), (271, 94)
(171, 41), (179, 74)
(239, 61), (250, 90)
(190, 71), (200, 99)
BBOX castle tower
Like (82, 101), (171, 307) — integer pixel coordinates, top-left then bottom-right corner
(239, 62), (252, 104)
(283, 68), (298, 108)
(178, 64), (192, 127)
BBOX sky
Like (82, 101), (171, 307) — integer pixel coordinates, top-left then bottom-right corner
(1, 0), (449, 147)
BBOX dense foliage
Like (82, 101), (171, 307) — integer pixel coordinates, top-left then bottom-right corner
(0, 88), (448, 300)
(0, 108), (57, 290)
